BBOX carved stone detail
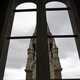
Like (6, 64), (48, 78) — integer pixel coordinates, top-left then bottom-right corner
(25, 28), (62, 80)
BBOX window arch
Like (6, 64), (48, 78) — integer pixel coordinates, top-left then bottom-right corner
(46, 1), (80, 79)
(46, 1), (67, 8)
(16, 2), (37, 9)
(11, 2), (37, 36)
(3, 2), (37, 80)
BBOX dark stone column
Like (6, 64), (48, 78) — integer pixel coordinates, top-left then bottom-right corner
(36, 1), (50, 80)
(68, 0), (80, 58)
(0, 0), (15, 79)
(74, 0), (80, 58)
(0, 0), (10, 58)
(0, 1), (10, 80)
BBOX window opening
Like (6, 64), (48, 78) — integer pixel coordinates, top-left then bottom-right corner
(3, 1), (80, 80)
(4, 2), (37, 80)
(46, 1), (80, 79)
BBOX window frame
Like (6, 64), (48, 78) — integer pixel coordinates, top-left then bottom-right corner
(0, 0), (80, 80)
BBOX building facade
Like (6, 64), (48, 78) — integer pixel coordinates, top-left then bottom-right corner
(25, 27), (62, 80)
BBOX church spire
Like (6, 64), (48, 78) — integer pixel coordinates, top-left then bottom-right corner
(25, 26), (62, 80)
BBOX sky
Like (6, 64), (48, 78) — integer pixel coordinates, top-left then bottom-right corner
(3, 2), (80, 80)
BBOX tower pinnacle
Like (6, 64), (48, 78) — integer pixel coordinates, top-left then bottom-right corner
(25, 27), (62, 80)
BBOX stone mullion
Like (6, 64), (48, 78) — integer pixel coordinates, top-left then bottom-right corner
(36, 1), (50, 80)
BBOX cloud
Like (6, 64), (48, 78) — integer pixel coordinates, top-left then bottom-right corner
(61, 59), (80, 79)
(4, 57), (80, 80)
(4, 67), (26, 80)
(60, 56), (80, 79)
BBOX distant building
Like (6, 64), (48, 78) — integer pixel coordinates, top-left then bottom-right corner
(25, 27), (62, 80)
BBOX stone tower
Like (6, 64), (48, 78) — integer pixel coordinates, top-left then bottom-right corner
(25, 27), (62, 80)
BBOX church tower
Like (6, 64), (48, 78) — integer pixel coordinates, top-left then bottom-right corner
(25, 27), (62, 80)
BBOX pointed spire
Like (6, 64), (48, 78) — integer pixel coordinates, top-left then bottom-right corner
(25, 26), (62, 80)
(29, 26), (57, 49)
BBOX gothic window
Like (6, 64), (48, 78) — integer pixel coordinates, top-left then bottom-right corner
(3, 2), (37, 80)
(46, 1), (80, 79)
(3, 1), (80, 80)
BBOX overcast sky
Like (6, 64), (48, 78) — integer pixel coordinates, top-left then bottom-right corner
(4, 2), (80, 80)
